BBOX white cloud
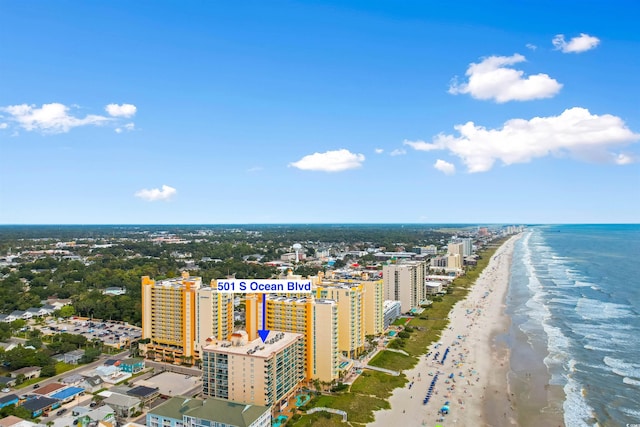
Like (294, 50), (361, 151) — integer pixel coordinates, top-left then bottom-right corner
(247, 166), (263, 173)
(526, 43), (537, 51)
(105, 103), (137, 118)
(115, 123), (135, 133)
(289, 149), (365, 172)
(553, 33), (600, 53)
(0, 103), (110, 134)
(390, 149), (406, 156)
(403, 139), (439, 151)
(405, 107), (639, 172)
(434, 159), (456, 175)
(448, 54), (562, 102)
(134, 185), (177, 201)
(614, 153), (635, 165)
(374, 148), (384, 154)
(0, 123), (7, 129)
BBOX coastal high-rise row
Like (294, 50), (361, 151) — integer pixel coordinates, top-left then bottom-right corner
(141, 271), (201, 363)
(382, 260), (427, 313)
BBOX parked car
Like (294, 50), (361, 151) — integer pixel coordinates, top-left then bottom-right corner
(33, 384), (40, 389)
(56, 409), (67, 416)
(1, 388), (10, 393)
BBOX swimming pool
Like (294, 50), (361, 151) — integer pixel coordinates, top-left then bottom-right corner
(272, 415), (288, 427)
(296, 393), (311, 406)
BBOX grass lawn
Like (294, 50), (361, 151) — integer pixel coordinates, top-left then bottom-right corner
(55, 361), (77, 375)
(349, 370), (407, 399)
(289, 412), (345, 427)
(368, 350), (414, 372)
(391, 317), (409, 326)
(305, 393), (390, 424)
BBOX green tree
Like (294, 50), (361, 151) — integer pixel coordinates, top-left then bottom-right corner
(58, 305), (76, 318)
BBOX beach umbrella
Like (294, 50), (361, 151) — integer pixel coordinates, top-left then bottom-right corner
(441, 405), (449, 411)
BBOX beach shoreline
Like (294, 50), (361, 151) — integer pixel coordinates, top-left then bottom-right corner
(369, 234), (563, 427)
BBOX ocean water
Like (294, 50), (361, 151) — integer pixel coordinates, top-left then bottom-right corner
(507, 225), (640, 427)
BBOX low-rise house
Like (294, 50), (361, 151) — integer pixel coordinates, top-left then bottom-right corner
(63, 349), (85, 364)
(0, 415), (38, 427)
(425, 281), (443, 295)
(80, 375), (104, 393)
(33, 383), (65, 397)
(146, 396), (271, 427)
(75, 404), (116, 426)
(118, 358), (145, 374)
(102, 392), (141, 418)
(0, 377), (17, 388)
(126, 386), (158, 405)
(20, 396), (60, 418)
(8, 311), (31, 321)
(103, 287), (126, 296)
(25, 307), (49, 317)
(61, 374), (85, 386)
(10, 367), (41, 380)
(0, 394), (19, 410)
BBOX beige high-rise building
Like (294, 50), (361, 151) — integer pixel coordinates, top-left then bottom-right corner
(194, 280), (234, 359)
(447, 242), (464, 257)
(141, 271), (201, 364)
(447, 253), (462, 269)
(382, 261), (427, 313)
(201, 330), (305, 408)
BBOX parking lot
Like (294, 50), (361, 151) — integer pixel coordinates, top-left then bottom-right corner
(35, 318), (142, 348)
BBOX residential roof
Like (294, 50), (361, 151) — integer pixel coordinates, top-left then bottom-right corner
(20, 396), (58, 412)
(149, 396), (269, 427)
(0, 394), (19, 406)
(0, 415), (36, 427)
(62, 374), (85, 384)
(85, 405), (115, 421)
(126, 386), (157, 398)
(11, 367), (41, 376)
(33, 382), (64, 395)
(103, 393), (140, 408)
(120, 358), (144, 366)
(50, 386), (84, 401)
(82, 375), (104, 387)
(0, 377), (15, 385)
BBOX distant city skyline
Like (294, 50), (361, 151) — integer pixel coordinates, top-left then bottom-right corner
(1, 1), (639, 224)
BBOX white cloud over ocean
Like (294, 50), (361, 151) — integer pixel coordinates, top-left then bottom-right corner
(553, 33), (600, 53)
(289, 149), (365, 172)
(405, 107), (639, 173)
(448, 54), (562, 103)
(135, 185), (177, 201)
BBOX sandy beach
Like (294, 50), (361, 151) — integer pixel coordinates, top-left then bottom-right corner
(369, 234), (541, 427)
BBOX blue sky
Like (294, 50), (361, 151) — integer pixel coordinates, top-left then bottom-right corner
(1, 0), (638, 224)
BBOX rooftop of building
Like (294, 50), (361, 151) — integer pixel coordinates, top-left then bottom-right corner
(32, 382), (65, 396)
(149, 396), (269, 427)
(203, 330), (302, 358)
(20, 396), (58, 411)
